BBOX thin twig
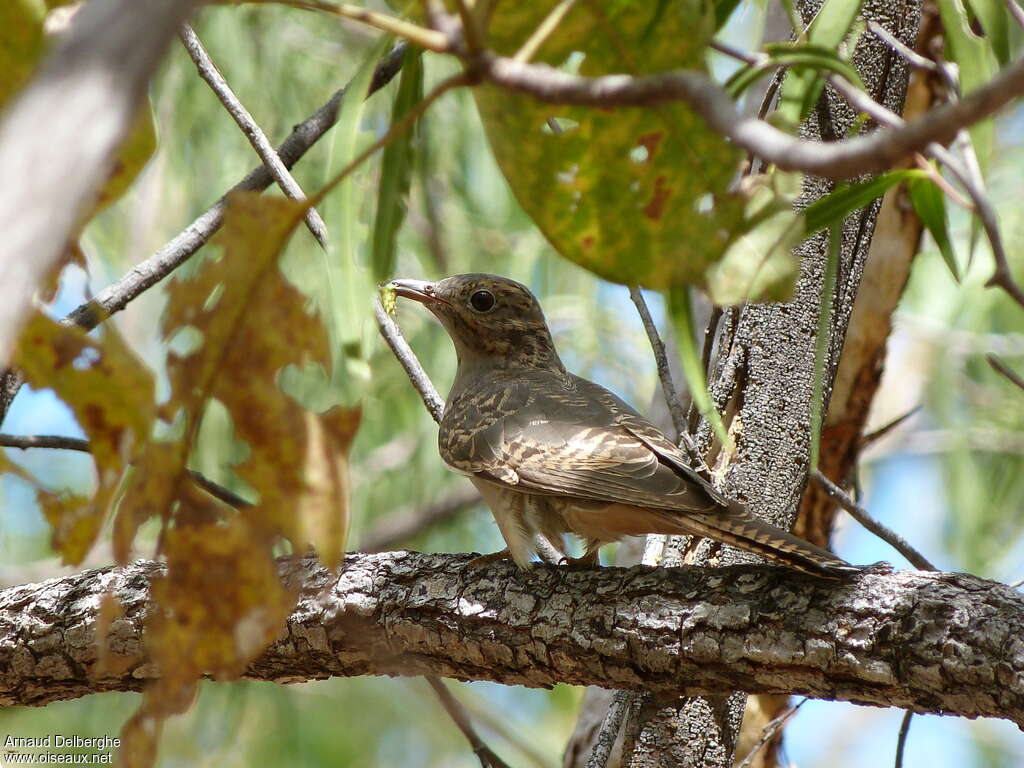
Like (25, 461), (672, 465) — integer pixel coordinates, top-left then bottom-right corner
(812, 470), (938, 571)
(451, 0), (483, 54)
(867, 20), (937, 73)
(628, 287), (688, 444)
(514, 0), (580, 63)
(0, 44), (407, 428)
(894, 709), (914, 768)
(987, 354), (1024, 392)
(179, 24), (329, 250)
(360, 485), (479, 552)
(425, 676), (514, 768)
(1006, 0), (1024, 30)
(735, 698), (807, 768)
(273, 0), (450, 51)
(1010, 575), (1024, 588)
(476, 52), (1024, 179)
(0, 433), (250, 509)
(825, 73), (1022, 310)
(860, 405), (921, 447)
(688, 305), (723, 437)
(374, 297), (445, 423)
(312, 73), (470, 206)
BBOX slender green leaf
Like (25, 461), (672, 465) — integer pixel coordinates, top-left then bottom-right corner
(668, 287), (731, 450)
(809, 224), (842, 471)
(966, 0), (1011, 64)
(938, 0), (998, 170)
(803, 169), (924, 235)
(371, 47), (424, 282)
(320, 37), (393, 402)
(776, 0), (863, 128)
(908, 177), (960, 281)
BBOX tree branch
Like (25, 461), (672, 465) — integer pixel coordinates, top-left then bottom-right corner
(811, 470), (938, 572)
(2, 553), (1022, 727)
(0, 44), (408, 427)
(473, 52), (1024, 180)
(374, 296), (445, 423)
(178, 23), (329, 250)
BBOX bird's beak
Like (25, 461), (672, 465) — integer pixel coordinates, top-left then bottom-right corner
(390, 278), (446, 306)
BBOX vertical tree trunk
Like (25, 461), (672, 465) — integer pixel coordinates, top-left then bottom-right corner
(569, 2), (921, 765)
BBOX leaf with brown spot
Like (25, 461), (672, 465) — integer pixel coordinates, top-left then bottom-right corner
(13, 313), (154, 564)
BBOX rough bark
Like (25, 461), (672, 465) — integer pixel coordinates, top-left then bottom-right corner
(794, 6), (941, 549)
(1, 552), (1022, 729)
(608, 2), (922, 764)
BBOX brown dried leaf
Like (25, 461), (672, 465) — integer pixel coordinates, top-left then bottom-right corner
(147, 517), (290, 684)
(298, 405), (361, 570)
(13, 313), (154, 564)
(159, 192), (336, 551)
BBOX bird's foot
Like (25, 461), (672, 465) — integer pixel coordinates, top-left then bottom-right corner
(559, 551), (601, 568)
(467, 548), (513, 567)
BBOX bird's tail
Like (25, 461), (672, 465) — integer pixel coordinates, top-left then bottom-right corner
(661, 501), (858, 577)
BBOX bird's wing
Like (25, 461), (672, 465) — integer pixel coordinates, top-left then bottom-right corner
(440, 373), (720, 513)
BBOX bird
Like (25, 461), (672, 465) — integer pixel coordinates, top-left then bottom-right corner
(390, 273), (857, 576)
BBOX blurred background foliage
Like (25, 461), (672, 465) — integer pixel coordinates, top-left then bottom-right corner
(1, 1), (1023, 766)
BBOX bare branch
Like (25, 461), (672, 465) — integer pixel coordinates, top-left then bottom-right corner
(825, 73), (1022, 312)
(811, 470), (938, 571)
(894, 710), (914, 768)
(65, 43), (406, 333)
(374, 297), (445, 423)
(867, 21), (937, 73)
(1007, 0), (1024, 30)
(628, 287), (688, 445)
(735, 698), (806, 768)
(4, 553), (1023, 727)
(178, 24), (329, 250)
(475, 52), (1024, 180)
(0, 44), (408, 427)
(988, 354), (1024, 392)
(860, 405), (921, 446)
(0, 433), (250, 511)
(426, 676), (514, 768)
(0, 0), (201, 366)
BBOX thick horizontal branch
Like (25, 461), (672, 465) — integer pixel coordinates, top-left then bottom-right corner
(476, 52), (1024, 179)
(2, 552), (1022, 728)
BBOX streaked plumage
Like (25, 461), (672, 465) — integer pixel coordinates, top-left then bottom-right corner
(392, 273), (856, 576)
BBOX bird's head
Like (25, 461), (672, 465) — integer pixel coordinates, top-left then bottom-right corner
(390, 273), (565, 373)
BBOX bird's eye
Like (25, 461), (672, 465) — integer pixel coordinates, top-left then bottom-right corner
(469, 289), (496, 313)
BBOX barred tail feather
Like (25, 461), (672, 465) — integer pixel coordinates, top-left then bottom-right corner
(662, 503), (858, 577)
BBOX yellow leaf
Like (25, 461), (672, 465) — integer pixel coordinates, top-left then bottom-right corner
(13, 313), (155, 564)
(298, 405), (361, 570)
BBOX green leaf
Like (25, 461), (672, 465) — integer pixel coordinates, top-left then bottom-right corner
(938, 0), (998, 170)
(776, 0), (863, 129)
(706, 171), (803, 303)
(371, 47), (423, 282)
(668, 287), (731, 450)
(908, 177), (959, 281)
(727, 43), (866, 99)
(966, 0), (1011, 64)
(320, 37), (393, 401)
(475, 0), (753, 293)
(809, 223), (842, 471)
(803, 169), (924, 234)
